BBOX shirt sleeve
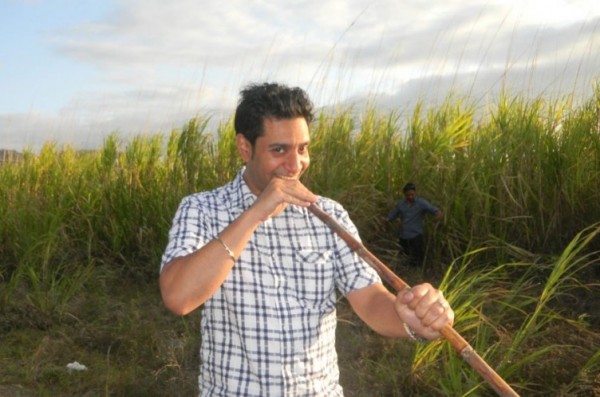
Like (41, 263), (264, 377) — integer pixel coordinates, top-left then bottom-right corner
(160, 195), (213, 271)
(419, 197), (439, 214)
(322, 200), (382, 296)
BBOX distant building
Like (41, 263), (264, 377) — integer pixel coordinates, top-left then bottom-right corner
(0, 149), (24, 165)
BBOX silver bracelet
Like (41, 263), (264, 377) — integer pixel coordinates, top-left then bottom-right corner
(215, 235), (236, 263)
(403, 322), (427, 342)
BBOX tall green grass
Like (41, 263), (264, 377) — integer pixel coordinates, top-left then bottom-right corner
(0, 86), (599, 395)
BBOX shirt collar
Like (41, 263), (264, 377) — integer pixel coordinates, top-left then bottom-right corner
(229, 167), (255, 213)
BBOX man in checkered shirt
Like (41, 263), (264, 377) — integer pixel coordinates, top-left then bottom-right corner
(160, 82), (454, 396)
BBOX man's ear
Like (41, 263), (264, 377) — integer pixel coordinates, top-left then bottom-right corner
(236, 134), (252, 162)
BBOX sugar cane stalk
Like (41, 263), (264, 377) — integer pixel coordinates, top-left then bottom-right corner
(308, 203), (519, 397)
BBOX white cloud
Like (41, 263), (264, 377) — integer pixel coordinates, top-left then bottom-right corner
(3, 0), (600, 150)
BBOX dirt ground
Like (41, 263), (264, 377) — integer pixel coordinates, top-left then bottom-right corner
(0, 385), (36, 397)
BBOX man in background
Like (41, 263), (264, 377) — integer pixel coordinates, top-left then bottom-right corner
(386, 182), (443, 267)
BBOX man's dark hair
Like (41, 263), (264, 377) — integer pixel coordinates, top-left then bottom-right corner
(234, 82), (314, 146)
(403, 182), (416, 193)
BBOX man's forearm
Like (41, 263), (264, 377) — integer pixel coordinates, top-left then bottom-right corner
(159, 206), (264, 315)
(346, 283), (407, 338)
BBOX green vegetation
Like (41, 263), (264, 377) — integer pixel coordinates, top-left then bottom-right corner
(1, 87), (599, 396)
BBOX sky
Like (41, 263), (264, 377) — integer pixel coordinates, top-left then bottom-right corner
(1, 0), (600, 151)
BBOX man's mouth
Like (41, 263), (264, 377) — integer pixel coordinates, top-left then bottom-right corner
(276, 175), (298, 181)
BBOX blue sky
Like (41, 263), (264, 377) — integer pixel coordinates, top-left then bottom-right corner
(2, 0), (600, 150)
(1, 2), (107, 112)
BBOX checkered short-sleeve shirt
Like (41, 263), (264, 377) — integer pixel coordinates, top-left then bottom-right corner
(161, 168), (381, 397)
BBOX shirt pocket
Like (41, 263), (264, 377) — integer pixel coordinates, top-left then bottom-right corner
(287, 249), (336, 310)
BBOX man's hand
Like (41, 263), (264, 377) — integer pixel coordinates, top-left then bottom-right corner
(435, 210), (444, 221)
(394, 283), (454, 340)
(251, 176), (317, 221)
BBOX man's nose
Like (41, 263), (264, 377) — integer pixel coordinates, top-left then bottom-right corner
(285, 152), (302, 172)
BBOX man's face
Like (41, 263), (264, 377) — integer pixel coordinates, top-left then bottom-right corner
(237, 117), (311, 195)
(404, 189), (416, 203)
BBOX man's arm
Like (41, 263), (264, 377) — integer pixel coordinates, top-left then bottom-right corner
(159, 177), (317, 316)
(420, 197), (443, 220)
(346, 282), (453, 340)
(159, 208), (264, 316)
(385, 201), (402, 222)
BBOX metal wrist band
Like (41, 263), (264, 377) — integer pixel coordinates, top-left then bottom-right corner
(216, 235), (236, 263)
(403, 322), (427, 342)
